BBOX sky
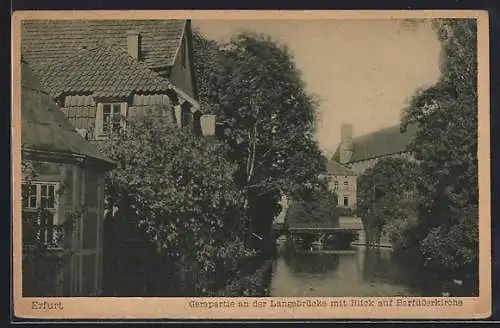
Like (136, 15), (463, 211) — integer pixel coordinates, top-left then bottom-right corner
(192, 19), (442, 157)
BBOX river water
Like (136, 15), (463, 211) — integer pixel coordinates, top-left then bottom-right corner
(269, 242), (425, 297)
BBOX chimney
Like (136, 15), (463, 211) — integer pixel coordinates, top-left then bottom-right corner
(200, 114), (216, 137)
(339, 123), (353, 164)
(126, 30), (140, 60)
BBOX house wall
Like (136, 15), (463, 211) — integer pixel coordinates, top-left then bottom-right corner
(61, 95), (96, 132)
(328, 174), (357, 209)
(21, 160), (71, 296)
(168, 29), (196, 100)
(22, 160), (74, 205)
(75, 163), (107, 296)
(21, 159), (107, 296)
(129, 94), (174, 119)
(60, 94), (174, 138)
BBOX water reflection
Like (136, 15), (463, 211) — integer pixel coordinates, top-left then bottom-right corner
(283, 252), (340, 274)
(270, 242), (422, 297)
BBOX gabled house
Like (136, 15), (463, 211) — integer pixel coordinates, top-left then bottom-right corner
(21, 59), (115, 296)
(20, 19), (213, 140)
(20, 19), (217, 296)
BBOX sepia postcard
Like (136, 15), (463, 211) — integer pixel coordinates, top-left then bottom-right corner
(11, 10), (491, 320)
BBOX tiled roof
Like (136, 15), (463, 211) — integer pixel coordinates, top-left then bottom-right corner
(327, 160), (356, 176)
(21, 19), (186, 73)
(21, 60), (114, 165)
(37, 42), (173, 98)
(333, 123), (418, 163)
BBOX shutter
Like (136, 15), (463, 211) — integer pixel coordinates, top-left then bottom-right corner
(94, 103), (103, 139)
(120, 102), (128, 129)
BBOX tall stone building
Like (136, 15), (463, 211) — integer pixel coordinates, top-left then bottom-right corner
(326, 160), (357, 210)
(330, 122), (419, 246)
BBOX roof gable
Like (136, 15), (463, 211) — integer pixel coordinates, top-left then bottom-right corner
(37, 43), (173, 98)
(21, 19), (186, 73)
(333, 123), (418, 163)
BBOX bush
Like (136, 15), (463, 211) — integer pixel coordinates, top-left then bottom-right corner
(211, 259), (273, 296)
(98, 112), (255, 294)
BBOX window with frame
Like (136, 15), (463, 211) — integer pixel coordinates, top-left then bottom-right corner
(333, 181), (339, 190)
(343, 196), (349, 207)
(343, 180), (349, 188)
(22, 182), (59, 247)
(95, 102), (127, 138)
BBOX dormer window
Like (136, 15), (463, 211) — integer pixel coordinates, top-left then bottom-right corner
(103, 104), (122, 133)
(95, 102), (127, 139)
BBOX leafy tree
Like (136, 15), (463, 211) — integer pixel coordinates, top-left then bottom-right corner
(401, 19), (478, 292)
(285, 189), (340, 226)
(193, 31), (327, 254)
(192, 29), (222, 114)
(97, 110), (254, 295)
(356, 157), (421, 246)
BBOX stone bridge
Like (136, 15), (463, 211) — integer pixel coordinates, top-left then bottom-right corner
(272, 217), (365, 250)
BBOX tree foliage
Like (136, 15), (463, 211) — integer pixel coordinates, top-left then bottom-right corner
(192, 30), (327, 252)
(356, 157), (421, 246)
(401, 19), (478, 289)
(192, 29), (222, 114)
(98, 111), (255, 293)
(285, 189), (340, 226)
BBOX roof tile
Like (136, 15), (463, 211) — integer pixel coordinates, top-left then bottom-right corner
(22, 60), (113, 164)
(333, 123), (418, 163)
(37, 43), (173, 98)
(21, 19), (186, 73)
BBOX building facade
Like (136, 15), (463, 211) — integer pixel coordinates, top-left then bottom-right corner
(20, 19), (217, 296)
(332, 122), (419, 246)
(326, 160), (357, 210)
(21, 19), (208, 140)
(21, 60), (115, 296)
